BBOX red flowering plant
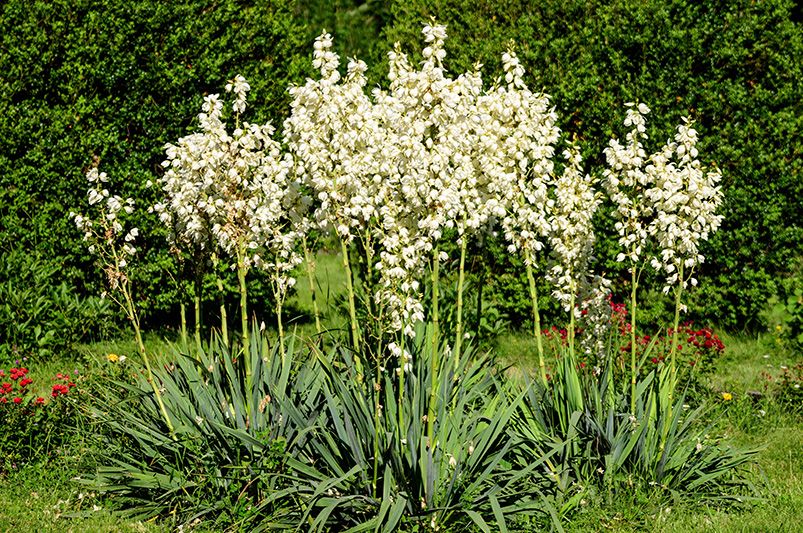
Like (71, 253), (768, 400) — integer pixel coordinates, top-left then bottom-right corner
(0, 366), (81, 473)
(539, 297), (725, 386)
(625, 322), (725, 380)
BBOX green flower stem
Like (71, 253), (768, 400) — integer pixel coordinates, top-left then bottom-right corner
(396, 306), (407, 443)
(341, 238), (360, 353)
(274, 262), (286, 363)
(668, 263), (685, 410)
(276, 298), (285, 362)
(212, 253), (229, 348)
(302, 236), (321, 336)
(180, 302), (188, 347)
(124, 282), (174, 437)
(397, 328), (405, 443)
(106, 231), (174, 437)
(525, 252), (547, 386)
(566, 291), (583, 415)
(194, 273), (203, 354)
(427, 249), (440, 447)
(453, 236), (467, 370)
(474, 264), (485, 342)
(194, 293), (202, 353)
(363, 233), (375, 322)
(630, 265), (638, 414)
(372, 356), (382, 498)
(569, 291), (576, 360)
(236, 244), (250, 389)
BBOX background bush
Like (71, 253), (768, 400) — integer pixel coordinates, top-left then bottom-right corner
(0, 249), (116, 364)
(366, 0), (803, 330)
(1, 0), (800, 334)
(0, 0), (313, 330)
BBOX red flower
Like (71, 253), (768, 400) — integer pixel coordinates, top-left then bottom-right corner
(13, 397), (22, 404)
(19, 377), (33, 387)
(35, 397), (45, 405)
(51, 383), (69, 397)
(0, 398), (7, 404)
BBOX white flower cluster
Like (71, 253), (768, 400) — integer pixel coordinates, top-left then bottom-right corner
(644, 118), (723, 291)
(284, 32), (380, 243)
(70, 167), (138, 287)
(493, 48), (561, 263)
(156, 76), (306, 298)
(602, 103), (653, 264)
(605, 104), (723, 291)
(576, 276), (613, 357)
(287, 26), (568, 340)
(546, 146), (602, 310)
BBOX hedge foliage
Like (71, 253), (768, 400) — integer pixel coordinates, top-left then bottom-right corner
(0, 0), (313, 325)
(369, 0), (803, 329)
(0, 0), (800, 338)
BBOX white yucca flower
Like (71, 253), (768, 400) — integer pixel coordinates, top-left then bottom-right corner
(493, 46), (561, 264)
(644, 117), (723, 291)
(605, 105), (723, 291)
(71, 167), (139, 286)
(546, 146), (601, 310)
(603, 102), (653, 266)
(576, 275), (613, 357)
(157, 76), (306, 294)
(225, 74), (251, 115)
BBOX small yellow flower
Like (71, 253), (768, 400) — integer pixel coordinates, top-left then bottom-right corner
(107, 353), (119, 363)
(721, 392), (733, 401)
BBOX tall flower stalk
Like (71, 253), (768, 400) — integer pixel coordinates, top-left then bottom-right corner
(302, 235), (322, 336)
(211, 252), (229, 347)
(493, 47), (560, 387)
(72, 168), (174, 436)
(546, 146), (602, 369)
(159, 75), (303, 380)
(452, 237), (468, 366)
(645, 117), (723, 395)
(606, 105), (724, 414)
(603, 103), (653, 413)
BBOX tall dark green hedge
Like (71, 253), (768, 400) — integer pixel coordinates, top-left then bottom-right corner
(0, 0), (313, 322)
(1, 0), (800, 334)
(367, 0), (802, 329)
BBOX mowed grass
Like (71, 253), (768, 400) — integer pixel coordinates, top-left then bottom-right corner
(0, 466), (165, 532)
(1, 253), (801, 531)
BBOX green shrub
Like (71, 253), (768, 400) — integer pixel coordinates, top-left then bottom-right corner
(85, 331), (323, 529)
(293, 327), (559, 531)
(0, 0), (312, 323)
(520, 363), (759, 509)
(0, 249), (117, 364)
(371, 0), (803, 330)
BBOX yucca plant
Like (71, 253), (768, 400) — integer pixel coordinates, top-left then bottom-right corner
(520, 358), (759, 518)
(286, 325), (561, 532)
(589, 368), (760, 503)
(83, 328), (324, 530)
